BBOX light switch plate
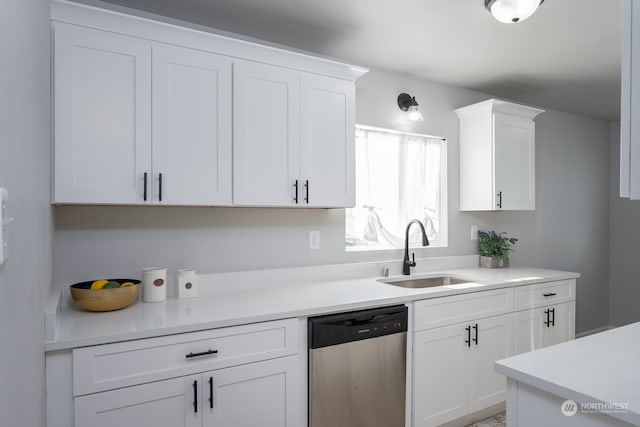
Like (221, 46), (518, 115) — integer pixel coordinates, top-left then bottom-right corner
(309, 230), (320, 250)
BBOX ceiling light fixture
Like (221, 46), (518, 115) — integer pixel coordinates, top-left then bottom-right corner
(484, 0), (545, 24)
(397, 93), (424, 122)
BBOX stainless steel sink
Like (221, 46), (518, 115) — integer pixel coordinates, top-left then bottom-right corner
(379, 275), (472, 289)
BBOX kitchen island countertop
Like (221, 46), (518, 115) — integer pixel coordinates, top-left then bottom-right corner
(496, 321), (640, 426)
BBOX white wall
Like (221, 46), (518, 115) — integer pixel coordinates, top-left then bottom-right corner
(0, 1), (53, 426)
(608, 122), (640, 327)
(54, 68), (610, 333)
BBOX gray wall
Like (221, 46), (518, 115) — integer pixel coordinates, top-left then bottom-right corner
(0, 1), (53, 426)
(54, 68), (611, 333)
(609, 122), (640, 327)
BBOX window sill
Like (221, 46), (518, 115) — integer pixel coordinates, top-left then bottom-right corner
(345, 244), (446, 253)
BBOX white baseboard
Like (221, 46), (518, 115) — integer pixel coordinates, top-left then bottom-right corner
(576, 325), (615, 338)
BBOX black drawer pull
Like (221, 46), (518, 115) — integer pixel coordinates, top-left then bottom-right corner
(543, 292), (557, 297)
(186, 349), (219, 359)
(143, 172), (148, 201)
(208, 377), (214, 409)
(472, 323), (478, 345)
(304, 180), (309, 204)
(293, 180), (299, 204)
(159, 173), (163, 202)
(550, 308), (556, 326)
(544, 309), (550, 327)
(193, 380), (198, 413)
(465, 325), (471, 347)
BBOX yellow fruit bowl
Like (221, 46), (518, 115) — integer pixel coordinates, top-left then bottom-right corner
(70, 279), (141, 312)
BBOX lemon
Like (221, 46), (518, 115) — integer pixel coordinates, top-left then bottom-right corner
(102, 281), (121, 289)
(120, 282), (135, 288)
(90, 279), (109, 290)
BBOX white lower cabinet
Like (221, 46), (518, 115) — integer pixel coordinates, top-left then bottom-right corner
(205, 356), (299, 427)
(413, 313), (515, 427)
(414, 323), (468, 425)
(515, 301), (575, 354)
(69, 319), (300, 427)
(411, 279), (576, 427)
(75, 374), (202, 427)
(467, 314), (515, 413)
(75, 356), (298, 427)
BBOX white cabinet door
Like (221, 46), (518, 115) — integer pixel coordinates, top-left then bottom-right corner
(456, 99), (542, 211)
(620, 0), (640, 199)
(543, 301), (576, 348)
(74, 374), (201, 427)
(54, 23), (152, 204)
(414, 324), (468, 427)
(468, 313), (515, 412)
(233, 60), (300, 206)
(493, 113), (536, 210)
(515, 301), (575, 354)
(152, 44), (232, 205)
(300, 73), (355, 207)
(203, 356), (299, 427)
(515, 307), (546, 355)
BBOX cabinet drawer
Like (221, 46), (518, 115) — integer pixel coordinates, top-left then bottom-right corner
(414, 288), (514, 331)
(514, 280), (575, 310)
(73, 318), (298, 396)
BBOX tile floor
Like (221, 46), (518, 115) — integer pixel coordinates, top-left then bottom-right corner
(467, 411), (506, 427)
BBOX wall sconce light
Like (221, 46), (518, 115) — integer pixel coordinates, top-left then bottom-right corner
(484, 0), (545, 24)
(397, 93), (424, 122)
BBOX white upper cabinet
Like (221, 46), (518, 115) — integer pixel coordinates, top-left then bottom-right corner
(51, 1), (367, 207)
(54, 23), (152, 204)
(233, 60), (300, 206)
(233, 62), (357, 207)
(621, 0), (640, 199)
(300, 74), (355, 207)
(455, 99), (543, 211)
(152, 44), (232, 205)
(54, 24), (233, 205)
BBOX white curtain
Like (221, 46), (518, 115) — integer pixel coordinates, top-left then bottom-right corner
(346, 126), (443, 249)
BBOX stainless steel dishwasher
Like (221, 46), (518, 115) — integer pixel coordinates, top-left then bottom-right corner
(308, 305), (408, 427)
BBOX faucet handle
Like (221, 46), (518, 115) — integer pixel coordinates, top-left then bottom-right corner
(411, 253), (416, 267)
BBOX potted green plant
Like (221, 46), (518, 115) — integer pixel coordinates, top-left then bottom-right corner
(478, 230), (518, 268)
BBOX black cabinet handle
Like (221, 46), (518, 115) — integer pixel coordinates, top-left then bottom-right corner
(544, 309), (550, 327)
(551, 308), (556, 326)
(208, 377), (214, 409)
(497, 191), (502, 209)
(473, 323), (478, 345)
(293, 180), (299, 204)
(143, 172), (148, 201)
(304, 180), (309, 204)
(158, 173), (163, 202)
(193, 380), (198, 413)
(186, 349), (219, 359)
(543, 292), (557, 297)
(465, 325), (471, 347)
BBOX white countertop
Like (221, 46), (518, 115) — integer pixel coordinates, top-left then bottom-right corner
(45, 265), (579, 352)
(496, 322), (640, 425)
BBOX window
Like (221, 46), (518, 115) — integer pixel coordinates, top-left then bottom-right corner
(346, 125), (447, 250)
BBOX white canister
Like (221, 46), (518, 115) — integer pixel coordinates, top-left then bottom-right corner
(142, 267), (168, 302)
(176, 269), (199, 299)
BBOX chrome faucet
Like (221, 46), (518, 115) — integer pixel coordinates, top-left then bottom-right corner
(403, 219), (430, 275)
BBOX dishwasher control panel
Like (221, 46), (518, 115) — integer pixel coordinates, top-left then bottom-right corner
(308, 305), (408, 349)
